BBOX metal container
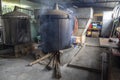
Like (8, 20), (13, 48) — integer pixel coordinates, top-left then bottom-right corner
(0, 27), (4, 44)
(3, 11), (31, 45)
(40, 4), (73, 53)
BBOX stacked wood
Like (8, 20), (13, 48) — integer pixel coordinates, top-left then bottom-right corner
(27, 52), (61, 79)
(14, 43), (32, 57)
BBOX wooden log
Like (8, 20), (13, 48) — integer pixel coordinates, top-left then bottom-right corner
(52, 53), (61, 79)
(28, 53), (52, 66)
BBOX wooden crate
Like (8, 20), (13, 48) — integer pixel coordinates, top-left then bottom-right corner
(92, 31), (100, 38)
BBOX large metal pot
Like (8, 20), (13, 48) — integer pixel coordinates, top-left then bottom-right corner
(3, 11), (31, 45)
(40, 4), (73, 53)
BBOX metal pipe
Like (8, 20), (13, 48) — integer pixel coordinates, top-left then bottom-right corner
(72, 3), (113, 9)
(0, 0), (2, 15)
(95, 0), (120, 3)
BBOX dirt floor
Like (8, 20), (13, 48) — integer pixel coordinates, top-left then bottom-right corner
(0, 37), (104, 80)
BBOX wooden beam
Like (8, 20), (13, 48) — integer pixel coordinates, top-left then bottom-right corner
(94, 13), (103, 17)
(3, 0), (20, 3)
(67, 64), (101, 73)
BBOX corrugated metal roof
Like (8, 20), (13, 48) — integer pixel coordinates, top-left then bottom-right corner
(27, 0), (120, 8)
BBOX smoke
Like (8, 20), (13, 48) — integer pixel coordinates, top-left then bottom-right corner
(35, 0), (76, 34)
(34, 0), (76, 21)
(37, 0), (75, 14)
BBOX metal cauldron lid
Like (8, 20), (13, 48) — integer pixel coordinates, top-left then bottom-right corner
(44, 4), (69, 18)
(3, 11), (30, 18)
